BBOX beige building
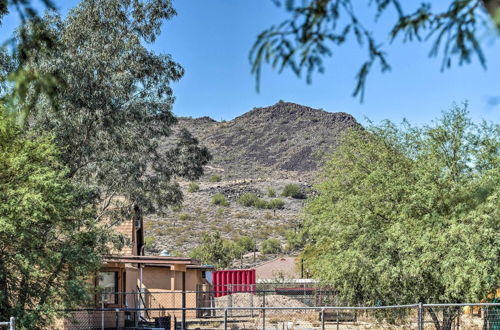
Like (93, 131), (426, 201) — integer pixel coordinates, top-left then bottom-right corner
(64, 214), (213, 329)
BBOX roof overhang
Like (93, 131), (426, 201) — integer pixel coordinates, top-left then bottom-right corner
(104, 255), (201, 266)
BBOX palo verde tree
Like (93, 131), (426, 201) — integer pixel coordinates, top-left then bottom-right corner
(0, 105), (120, 328)
(302, 104), (499, 329)
(2, 0), (211, 221)
(251, 1), (500, 100)
(189, 232), (235, 269)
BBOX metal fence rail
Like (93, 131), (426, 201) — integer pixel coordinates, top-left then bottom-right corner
(0, 317), (15, 330)
(61, 303), (500, 329)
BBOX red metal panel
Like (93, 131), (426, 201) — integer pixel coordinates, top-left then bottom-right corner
(212, 269), (256, 297)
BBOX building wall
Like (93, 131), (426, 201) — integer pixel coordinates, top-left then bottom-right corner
(112, 218), (136, 256)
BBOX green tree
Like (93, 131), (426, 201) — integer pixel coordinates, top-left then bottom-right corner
(302, 105), (499, 329)
(189, 232), (234, 269)
(235, 236), (254, 253)
(251, 1), (500, 100)
(3, 0), (211, 220)
(261, 238), (282, 254)
(0, 106), (119, 328)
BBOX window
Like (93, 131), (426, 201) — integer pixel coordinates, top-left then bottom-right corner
(98, 271), (118, 304)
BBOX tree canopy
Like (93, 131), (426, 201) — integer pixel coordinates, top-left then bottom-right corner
(302, 105), (499, 328)
(251, 0), (500, 100)
(2, 0), (211, 220)
(0, 105), (119, 328)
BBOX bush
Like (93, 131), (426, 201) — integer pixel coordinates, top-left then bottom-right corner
(209, 175), (221, 182)
(254, 198), (269, 209)
(144, 236), (155, 249)
(284, 230), (304, 252)
(238, 193), (259, 206)
(212, 193), (229, 206)
(261, 238), (282, 254)
(179, 213), (191, 221)
(188, 182), (200, 192)
(235, 236), (254, 252)
(281, 183), (303, 198)
(267, 187), (276, 197)
(268, 198), (285, 210)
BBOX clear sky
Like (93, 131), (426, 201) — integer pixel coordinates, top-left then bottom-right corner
(2, 0), (499, 125)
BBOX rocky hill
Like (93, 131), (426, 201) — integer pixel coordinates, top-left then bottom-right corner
(144, 101), (359, 264)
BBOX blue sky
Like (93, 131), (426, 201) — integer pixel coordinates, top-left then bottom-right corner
(2, 0), (499, 125)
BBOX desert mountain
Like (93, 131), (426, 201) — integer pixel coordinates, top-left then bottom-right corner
(145, 101), (359, 264)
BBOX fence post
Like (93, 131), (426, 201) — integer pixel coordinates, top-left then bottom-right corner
(224, 308), (228, 330)
(101, 293), (105, 330)
(262, 308), (266, 330)
(115, 308), (119, 329)
(9, 317), (14, 330)
(321, 308), (325, 330)
(418, 303), (423, 330)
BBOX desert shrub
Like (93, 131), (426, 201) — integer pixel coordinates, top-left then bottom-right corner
(212, 193), (229, 206)
(261, 238), (282, 254)
(238, 193), (259, 206)
(284, 231), (300, 253)
(169, 250), (183, 257)
(179, 213), (191, 221)
(209, 175), (221, 182)
(268, 198), (285, 210)
(188, 182), (200, 192)
(254, 198), (269, 209)
(235, 236), (254, 252)
(267, 187), (276, 197)
(144, 236), (155, 249)
(281, 183), (302, 198)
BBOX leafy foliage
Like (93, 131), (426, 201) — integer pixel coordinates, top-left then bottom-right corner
(261, 238), (282, 254)
(284, 230), (305, 253)
(209, 175), (222, 182)
(281, 183), (302, 198)
(302, 105), (499, 327)
(268, 198), (285, 210)
(3, 0), (211, 220)
(237, 193), (259, 206)
(212, 193), (229, 207)
(251, 0), (496, 100)
(254, 198), (269, 209)
(0, 106), (119, 328)
(188, 182), (200, 193)
(189, 232), (234, 269)
(144, 236), (155, 250)
(235, 236), (254, 253)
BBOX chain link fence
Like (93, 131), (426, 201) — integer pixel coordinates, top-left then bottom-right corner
(61, 302), (500, 329)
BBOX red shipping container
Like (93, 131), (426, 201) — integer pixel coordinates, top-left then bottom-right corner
(212, 269), (256, 297)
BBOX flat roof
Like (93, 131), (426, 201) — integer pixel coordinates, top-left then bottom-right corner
(105, 255), (201, 265)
